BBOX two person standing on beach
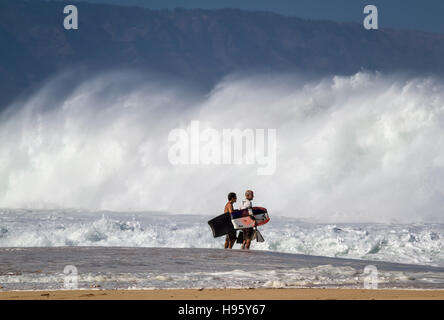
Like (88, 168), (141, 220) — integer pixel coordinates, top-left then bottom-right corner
(224, 190), (256, 250)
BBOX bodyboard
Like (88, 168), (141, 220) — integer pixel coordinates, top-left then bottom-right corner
(231, 207), (270, 230)
(208, 212), (236, 238)
(208, 207), (270, 237)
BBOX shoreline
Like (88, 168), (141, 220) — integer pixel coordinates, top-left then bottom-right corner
(1, 288), (444, 300)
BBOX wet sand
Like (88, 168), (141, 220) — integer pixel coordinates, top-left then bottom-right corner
(1, 288), (443, 300)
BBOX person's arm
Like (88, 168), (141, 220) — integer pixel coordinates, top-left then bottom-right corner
(246, 201), (257, 226)
(246, 200), (253, 215)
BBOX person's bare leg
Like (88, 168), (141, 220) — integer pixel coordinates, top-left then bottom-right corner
(229, 240), (235, 249)
(224, 238), (229, 249)
(245, 239), (251, 249)
(241, 240), (246, 249)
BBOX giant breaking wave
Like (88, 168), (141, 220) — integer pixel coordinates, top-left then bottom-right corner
(1, 71), (444, 223)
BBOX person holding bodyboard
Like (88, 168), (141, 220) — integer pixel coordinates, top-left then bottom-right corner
(207, 191), (269, 243)
(223, 192), (238, 249)
(239, 190), (262, 250)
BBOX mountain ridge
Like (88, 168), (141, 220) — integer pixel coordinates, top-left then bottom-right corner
(1, 0), (444, 109)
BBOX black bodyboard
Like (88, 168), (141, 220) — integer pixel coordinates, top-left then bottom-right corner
(208, 213), (235, 238)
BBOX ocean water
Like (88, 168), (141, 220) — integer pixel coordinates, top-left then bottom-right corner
(0, 209), (442, 266)
(0, 247), (443, 291)
(0, 209), (443, 290)
(1, 71), (444, 290)
(2, 71), (444, 223)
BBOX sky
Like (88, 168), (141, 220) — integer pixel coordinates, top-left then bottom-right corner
(54, 0), (444, 34)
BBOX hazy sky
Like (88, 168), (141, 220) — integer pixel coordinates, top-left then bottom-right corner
(58, 0), (444, 34)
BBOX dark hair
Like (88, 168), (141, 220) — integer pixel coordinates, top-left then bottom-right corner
(228, 192), (237, 201)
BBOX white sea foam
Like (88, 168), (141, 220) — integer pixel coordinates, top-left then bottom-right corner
(1, 72), (444, 222)
(2, 265), (441, 290)
(0, 210), (442, 267)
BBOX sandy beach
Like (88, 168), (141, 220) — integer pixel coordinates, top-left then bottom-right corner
(1, 288), (443, 300)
